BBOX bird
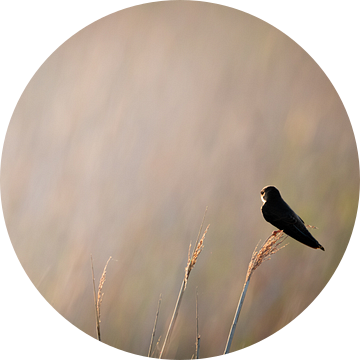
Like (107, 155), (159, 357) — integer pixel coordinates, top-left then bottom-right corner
(260, 185), (325, 251)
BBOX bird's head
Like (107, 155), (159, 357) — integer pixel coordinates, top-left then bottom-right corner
(260, 185), (281, 203)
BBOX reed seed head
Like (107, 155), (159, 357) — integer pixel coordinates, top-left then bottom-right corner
(184, 224), (210, 288)
(246, 231), (287, 281)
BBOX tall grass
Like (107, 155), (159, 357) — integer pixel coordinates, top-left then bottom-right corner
(90, 255), (112, 341)
(87, 220), (291, 358)
(148, 294), (162, 357)
(224, 230), (287, 354)
(158, 222), (210, 358)
(194, 288), (201, 359)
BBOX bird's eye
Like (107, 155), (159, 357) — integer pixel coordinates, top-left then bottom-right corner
(261, 190), (264, 195)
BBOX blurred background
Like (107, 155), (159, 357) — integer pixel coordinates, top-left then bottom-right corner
(1, 2), (358, 359)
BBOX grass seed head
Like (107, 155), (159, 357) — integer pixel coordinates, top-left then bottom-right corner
(184, 224), (210, 288)
(246, 231), (287, 281)
(96, 256), (112, 320)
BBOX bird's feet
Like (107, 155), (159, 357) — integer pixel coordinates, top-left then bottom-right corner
(272, 230), (282, 236)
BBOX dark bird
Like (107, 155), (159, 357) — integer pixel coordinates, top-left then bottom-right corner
(260, 185), (325, 251)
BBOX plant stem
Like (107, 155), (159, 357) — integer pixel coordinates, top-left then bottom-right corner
(224, 277), (251, 354)
(148, 294), (162, 357)
(90, 255), (101, 341)
(159, 279), (186, 358)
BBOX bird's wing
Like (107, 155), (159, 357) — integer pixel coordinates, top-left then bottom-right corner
(262, 200), (305, 227)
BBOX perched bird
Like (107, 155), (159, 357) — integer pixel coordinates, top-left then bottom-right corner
(260, 185), (325, 251)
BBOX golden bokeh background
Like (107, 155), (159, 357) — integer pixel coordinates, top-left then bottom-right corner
(1, 2), (358, 358)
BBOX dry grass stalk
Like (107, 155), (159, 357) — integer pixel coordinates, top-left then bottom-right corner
(185, 224), (210, 289)
(224, 231), (287, 354)
(91, 255), (112, 342)
(159, 211), (210, 359)
(195, 288), (200, 359)
(151, 336), (162, 358)
(148, 294), (162, 357)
